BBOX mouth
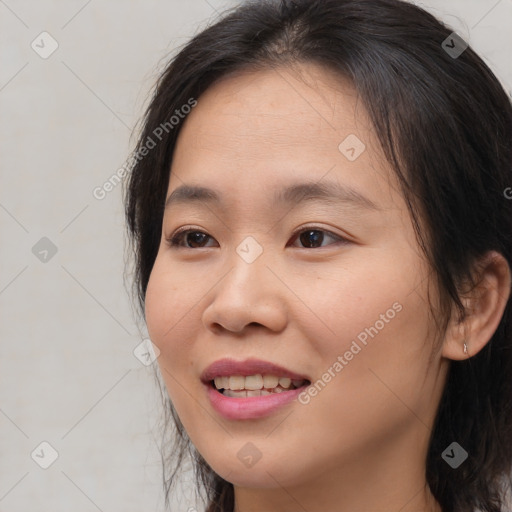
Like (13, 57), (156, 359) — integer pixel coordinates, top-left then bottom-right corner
(200, 357), (312, 393)
(210, 374), (310, 397)
(201, 358), (312, 419)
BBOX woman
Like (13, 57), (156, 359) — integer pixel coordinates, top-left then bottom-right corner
(124, 0), (512, 511)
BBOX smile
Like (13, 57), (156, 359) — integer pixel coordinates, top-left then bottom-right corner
(212, 374), (308, 397)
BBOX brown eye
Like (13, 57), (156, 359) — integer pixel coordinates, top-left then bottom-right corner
(167, 229), (216, 249)
(291, 227), (347, 249)
(298, 229), (325, 248)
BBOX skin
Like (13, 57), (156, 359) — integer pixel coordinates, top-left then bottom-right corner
(144, 62), (511, 512)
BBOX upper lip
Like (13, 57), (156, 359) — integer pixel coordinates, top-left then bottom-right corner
(200, 358), (311, 384)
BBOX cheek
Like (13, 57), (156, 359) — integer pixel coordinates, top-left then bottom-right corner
(144, 258), (195, 377)
(307, 278), (435, 441)
(144, 255), (210, 418)
(145, 267), (173, 350)
(296, 255), (434, 412)
(144, 254), (201, 346)
(285, 255), (413, 352)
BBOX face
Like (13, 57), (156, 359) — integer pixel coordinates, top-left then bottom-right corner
(145, 63), (448, 496)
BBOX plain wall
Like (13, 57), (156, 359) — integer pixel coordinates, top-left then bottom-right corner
(1, 1), (511, 511)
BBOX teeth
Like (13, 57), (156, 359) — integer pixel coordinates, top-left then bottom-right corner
(263, 375), (279, 388)
(245, 374), (263, 390)
(214, 376), (229, 389)
(224, 387), (284, 397)
(279, 377), (291, 388)
(224, 389), (247, 398)
(229, 376), (245, 390)
(213, 374), (307, 392)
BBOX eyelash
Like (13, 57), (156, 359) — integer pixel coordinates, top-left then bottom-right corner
(165, 225), (348, 250)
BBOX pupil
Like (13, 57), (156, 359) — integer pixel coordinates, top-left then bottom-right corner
(300, 230), (323, 248)
(188, 232), (207, 248)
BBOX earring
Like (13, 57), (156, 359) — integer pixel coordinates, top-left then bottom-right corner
(463, 341), (468, 355)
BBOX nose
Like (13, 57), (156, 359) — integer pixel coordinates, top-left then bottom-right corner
(201, 250), (288, 335)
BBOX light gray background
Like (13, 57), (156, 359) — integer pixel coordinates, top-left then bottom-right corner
(1, 1), (511, 511)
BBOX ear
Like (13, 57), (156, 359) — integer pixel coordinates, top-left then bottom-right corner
(442, 250), (511, 360)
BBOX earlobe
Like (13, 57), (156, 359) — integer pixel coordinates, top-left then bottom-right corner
(442, 250), (511, 361)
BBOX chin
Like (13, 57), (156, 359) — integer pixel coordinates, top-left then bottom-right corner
(214, 463), (292, 489)
(198, 445), (308, 489)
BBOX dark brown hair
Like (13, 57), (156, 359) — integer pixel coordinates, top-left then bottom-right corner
(124, 1), (512, 510)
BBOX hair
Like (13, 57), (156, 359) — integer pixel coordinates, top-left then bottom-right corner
(124, 1), (512, 511)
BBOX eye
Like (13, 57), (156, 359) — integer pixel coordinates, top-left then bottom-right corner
(289, 226), (348, 249)
(166, 226), (348, 250)
(166, 227), (217, 249)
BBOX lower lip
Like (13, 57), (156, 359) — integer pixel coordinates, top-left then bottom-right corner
(205, 382), (307, 420)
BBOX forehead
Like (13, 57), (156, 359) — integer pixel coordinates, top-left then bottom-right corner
(168, 63), (398, 211)
(176, 63), (364, 152)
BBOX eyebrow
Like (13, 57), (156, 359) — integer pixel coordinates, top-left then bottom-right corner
(164, 180), (380, 211)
